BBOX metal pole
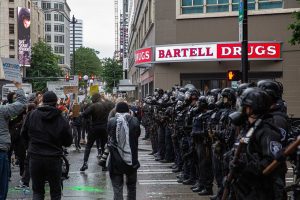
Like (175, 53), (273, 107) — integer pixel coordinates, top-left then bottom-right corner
(72, 15), (76, 75)
(241, 0), (249, 83)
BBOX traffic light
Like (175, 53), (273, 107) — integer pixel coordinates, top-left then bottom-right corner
(78, 74), (82, 81)
(227, 70), (241, 81)
(91, 75), (95, 81)
(65, 74), (70, 82)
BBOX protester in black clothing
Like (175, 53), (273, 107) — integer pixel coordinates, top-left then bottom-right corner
(80, 93), (114, 171)
(107, 102), (141, 200)
(21, 91), (72, 200)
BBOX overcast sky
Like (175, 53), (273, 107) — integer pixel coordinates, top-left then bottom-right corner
(68, 0), (115, 59)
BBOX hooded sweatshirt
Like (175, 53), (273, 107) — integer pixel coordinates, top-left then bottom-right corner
(21, 105), (72, 157)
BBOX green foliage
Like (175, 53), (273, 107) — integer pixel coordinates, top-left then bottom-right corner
(73, 47), (102, 77)
(289, 1), (300, 45)
(100, 58), (123, 93)
(27, 40), (62, 91)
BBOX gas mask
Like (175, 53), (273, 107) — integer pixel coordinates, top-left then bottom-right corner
(229, 107), (247, 126)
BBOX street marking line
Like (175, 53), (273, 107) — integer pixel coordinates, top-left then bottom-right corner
(139, 179), (178, 182)
(138, 172), (173, 174)
(139, 182), (180, 185)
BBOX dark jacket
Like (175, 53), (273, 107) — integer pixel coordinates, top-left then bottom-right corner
(81, 100), (114, 128)
(21, 106), (72, 157)
(107, 115), (141, 174)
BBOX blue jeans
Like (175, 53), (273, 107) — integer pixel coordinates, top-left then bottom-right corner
(0, 151), (9, 200)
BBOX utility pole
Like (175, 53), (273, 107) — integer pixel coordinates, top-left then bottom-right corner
(239, 0), (249, 83)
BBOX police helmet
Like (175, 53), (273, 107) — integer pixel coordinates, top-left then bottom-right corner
(257, 80), (283, 101)
(198, 96), (208, 109)
(221, 88), (236, 105)
(241, 87), (271, 115)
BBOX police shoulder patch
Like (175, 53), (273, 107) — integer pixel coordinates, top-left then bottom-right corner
(270, 141), (282, 156)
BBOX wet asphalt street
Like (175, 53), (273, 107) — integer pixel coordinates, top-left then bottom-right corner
(7, 127), (207, 200)
(6, 126), (295, 200)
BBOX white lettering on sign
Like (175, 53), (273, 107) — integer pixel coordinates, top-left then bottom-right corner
(155, 45), (217, 61)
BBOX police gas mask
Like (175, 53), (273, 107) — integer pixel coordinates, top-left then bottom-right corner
(229, 107), (247, 126)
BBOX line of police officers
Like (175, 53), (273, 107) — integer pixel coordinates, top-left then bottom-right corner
(141, 80), (300, 200)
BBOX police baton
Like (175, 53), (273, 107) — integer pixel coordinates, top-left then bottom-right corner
(263, 136), (300, 175)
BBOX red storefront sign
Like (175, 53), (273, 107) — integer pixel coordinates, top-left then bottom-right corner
(134, 48), (152, 65)
(217, 43), (281, 59)
(154, 42), (281, 62)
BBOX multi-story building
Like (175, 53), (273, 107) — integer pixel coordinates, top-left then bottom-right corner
(0, 0), (44, 59)
(32, 0), (71, 72)
(128, 0), (300, 117)
(70, 18), (83, 53)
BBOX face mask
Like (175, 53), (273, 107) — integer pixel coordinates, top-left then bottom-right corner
(229, 108), (247, 126)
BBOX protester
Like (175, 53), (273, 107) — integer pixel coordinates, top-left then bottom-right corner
(0, 82), (26, 200)
(80, 93), (114, 171)
(21, 91), (72, 200)
(107, 102), (141, 200)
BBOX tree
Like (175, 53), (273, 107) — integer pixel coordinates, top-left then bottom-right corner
(73, 47), (102, 77)
(100, 58), (123, 93)
(27, 40), (62, 91)
(289, 0), (300, 45)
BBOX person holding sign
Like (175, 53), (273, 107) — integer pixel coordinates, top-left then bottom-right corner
(0, 82), (26, 200)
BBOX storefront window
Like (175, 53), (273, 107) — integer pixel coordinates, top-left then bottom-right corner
(181, 0), (283, 14)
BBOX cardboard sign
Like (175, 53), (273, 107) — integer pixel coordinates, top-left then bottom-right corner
(89, 85), (99, 96)
(0, 58), (22, 83)
(2, 83), (32, 100)
(64, 86), (78, 95)
(72, 103), (80, 117)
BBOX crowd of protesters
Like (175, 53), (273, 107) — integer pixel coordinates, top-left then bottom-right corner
(0, 83), (142, 200)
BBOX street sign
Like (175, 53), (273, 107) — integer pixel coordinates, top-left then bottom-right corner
(231, 81), (239, 89)
(238, 0), (244, 42)
(113, 87), (117, 94)
(2, 83), (32, 100)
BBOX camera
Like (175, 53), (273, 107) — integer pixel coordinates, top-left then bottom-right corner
(98, 144), (110, 167)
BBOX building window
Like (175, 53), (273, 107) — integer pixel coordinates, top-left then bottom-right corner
(54, 24), (64, 33)
(181, 0), (204, 14)
(58, 56), (65, 64)
(45, 24), (51, 32)
(45, 13), (51, 21)
(181, 0), (283, 14)
(38, 25), (40, 35)
(9, 55), (15, 58)
(54, 14), (64, 22)
(206, 0), (229, 13)
(9, 40), (15, 50)
(54, 35), (64, 43)
(28, 1), (31, 8)
(45, 35), (51, 42)
(258, 0), (283, 9)
(9, 0), (14, 3)
(54, 3), (64, 10)
(54, 46), (64, 54)
(9, 8), (14, 18)
(9, 24), (14, 34)
(42, 2), (51, 9)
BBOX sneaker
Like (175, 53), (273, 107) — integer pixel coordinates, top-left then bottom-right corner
(80, 163), (88, 171)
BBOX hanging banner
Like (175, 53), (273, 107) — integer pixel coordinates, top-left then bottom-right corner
(18, 7), (31, 66)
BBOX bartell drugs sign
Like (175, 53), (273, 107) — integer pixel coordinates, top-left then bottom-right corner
(155, 42), (281, 62)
